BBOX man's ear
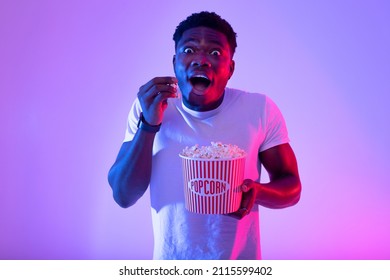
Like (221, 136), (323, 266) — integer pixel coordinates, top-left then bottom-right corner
(229, 59), (235, 79)
(172, 55), (178, 76)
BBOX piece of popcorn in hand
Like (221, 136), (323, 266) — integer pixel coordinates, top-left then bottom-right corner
(169, 83), (177, 89)
(168, 83), (178, 97)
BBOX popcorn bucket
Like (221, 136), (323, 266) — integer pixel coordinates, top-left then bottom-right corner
(179, 155), (246, 214)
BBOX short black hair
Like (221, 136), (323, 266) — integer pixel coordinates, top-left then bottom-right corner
(173, 11), (237, 56)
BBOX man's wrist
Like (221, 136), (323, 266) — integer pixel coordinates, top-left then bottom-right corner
(137, 112), (161, 133)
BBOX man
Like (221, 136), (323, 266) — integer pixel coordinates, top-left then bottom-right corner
(108, 11), (301, 259)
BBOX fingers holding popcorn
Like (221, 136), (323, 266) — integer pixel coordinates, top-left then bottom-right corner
(137, 76), (178, 125)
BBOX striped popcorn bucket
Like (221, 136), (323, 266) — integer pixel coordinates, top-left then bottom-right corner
(179, 155), (246, 214)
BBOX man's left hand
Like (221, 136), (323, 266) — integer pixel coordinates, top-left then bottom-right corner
(226, 179), (258, 220)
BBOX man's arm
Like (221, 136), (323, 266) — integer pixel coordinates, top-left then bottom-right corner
(107, 129), (156, 208)
(255, 143), (301, 208)
(107, 76), (178, 208)
(228, 143), (301, 219)
(235, 144), (301, 219)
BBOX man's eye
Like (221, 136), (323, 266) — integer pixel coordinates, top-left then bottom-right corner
(183, 47), (194, 54)
(210, 50), (221, 56)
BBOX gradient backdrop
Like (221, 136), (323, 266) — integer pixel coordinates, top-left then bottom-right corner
(1, 0), (389, 260)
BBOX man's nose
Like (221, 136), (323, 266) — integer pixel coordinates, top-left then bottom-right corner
(191, 54), (211, 67)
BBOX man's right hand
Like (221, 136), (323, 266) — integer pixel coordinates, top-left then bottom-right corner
(137, 76), (178, 126)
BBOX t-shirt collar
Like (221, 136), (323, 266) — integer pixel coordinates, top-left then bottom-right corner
(179, 89), (229, 119)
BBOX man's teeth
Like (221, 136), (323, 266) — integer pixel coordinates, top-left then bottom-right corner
(193, 74), (209, 80)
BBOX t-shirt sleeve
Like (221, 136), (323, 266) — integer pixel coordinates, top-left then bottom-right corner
(123, 99), (142, 142)
(259, 96), (290, 152)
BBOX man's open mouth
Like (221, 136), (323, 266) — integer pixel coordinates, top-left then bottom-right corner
(189, 75), (211, 91)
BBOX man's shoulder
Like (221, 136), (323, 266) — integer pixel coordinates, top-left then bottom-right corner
(225, 87), (268, 104)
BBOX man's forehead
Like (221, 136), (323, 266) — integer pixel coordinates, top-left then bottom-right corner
(179, 26), (229, 46)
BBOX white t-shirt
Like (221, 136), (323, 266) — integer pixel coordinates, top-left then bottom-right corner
(124, 87), (289, 259)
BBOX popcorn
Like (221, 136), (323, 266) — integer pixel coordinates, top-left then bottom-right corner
(180, 142), (246, 159)
(169, 83), (178, 89)
(168, 83), (178, 97)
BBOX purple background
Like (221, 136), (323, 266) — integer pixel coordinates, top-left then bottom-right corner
(1, 0), (389, 259)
